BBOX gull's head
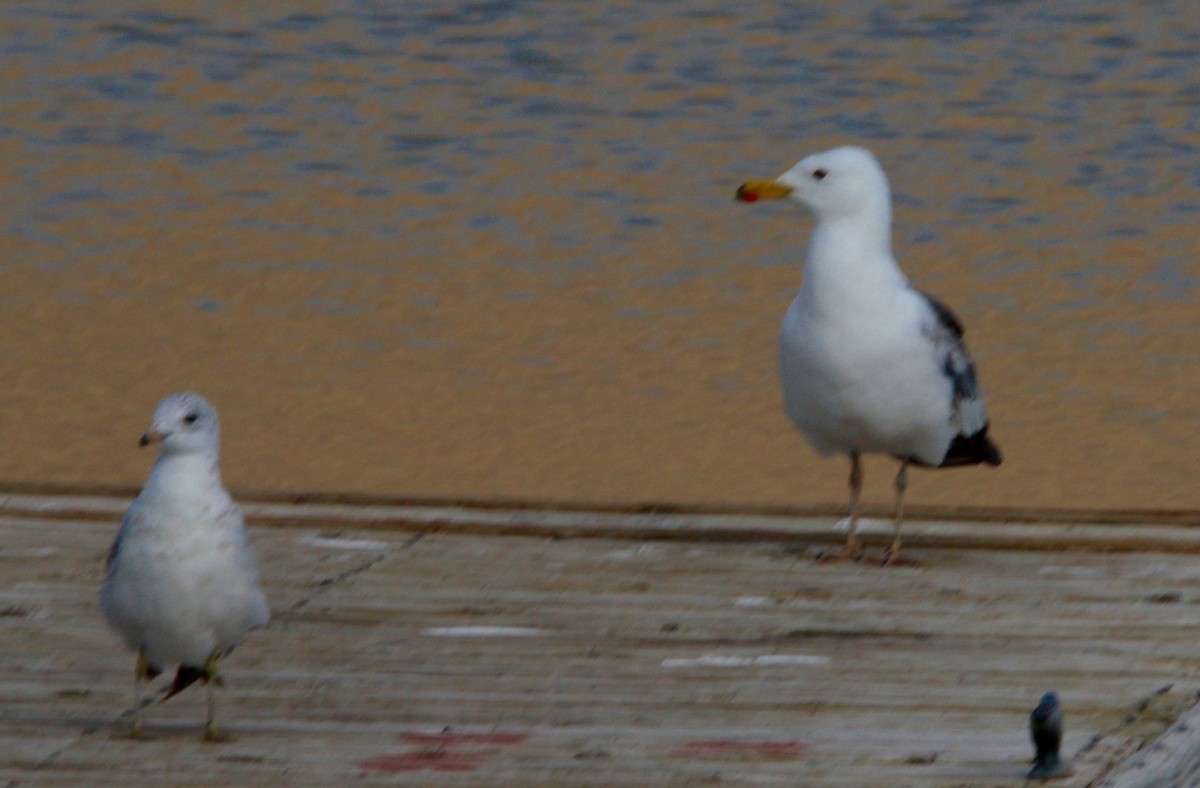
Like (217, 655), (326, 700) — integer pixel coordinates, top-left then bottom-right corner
(140, 392), (220, 456)
(736, 146), (890, 220)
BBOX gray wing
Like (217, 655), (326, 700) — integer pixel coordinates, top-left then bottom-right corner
(105, 530), (123, 570)
(919, 291), (1002, 466)
(219, 500), (272, 630)
(104, 504), (140, 571)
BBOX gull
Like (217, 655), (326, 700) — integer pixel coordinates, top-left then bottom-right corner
(100, 392), (269, 740)
(737, 146), (1001, 563)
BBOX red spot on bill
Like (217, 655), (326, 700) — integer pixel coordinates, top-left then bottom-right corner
(360, 730), (529, 774)
(671, 739), (808, 762)
(734, 182), (758, 202)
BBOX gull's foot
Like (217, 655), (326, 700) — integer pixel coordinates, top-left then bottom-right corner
(202, 724), (235, 743)
(882, 546), (920, 567)
(813, 539), (864, 563)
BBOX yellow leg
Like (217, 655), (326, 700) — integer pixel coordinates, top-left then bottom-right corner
(819, 452), (864, 562)
(844, 451), (864, 558)
(884, 460), (910, 565)
(122, 649), (153, 739)
(201, 651), (233, 743)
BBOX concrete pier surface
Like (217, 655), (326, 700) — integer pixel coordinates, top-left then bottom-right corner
(3, 491), (1200, 786)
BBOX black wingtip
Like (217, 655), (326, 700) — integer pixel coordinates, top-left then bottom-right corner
(160, 665), (208, 702)
(977, 435), (1003, 467)
(940, 425), (1002, 468)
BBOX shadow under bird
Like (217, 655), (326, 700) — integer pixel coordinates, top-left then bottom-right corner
(1029, 691), (1070, 780)
(737, 145), (1001, 564)
(99, 392), (269, 741)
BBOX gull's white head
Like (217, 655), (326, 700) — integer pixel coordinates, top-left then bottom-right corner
(139, 392), (220, 456)
(737, 145), (891, 221)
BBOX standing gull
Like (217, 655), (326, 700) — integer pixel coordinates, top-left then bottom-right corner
(100, 392), (269, 740)
(736, 146), (1001, 563)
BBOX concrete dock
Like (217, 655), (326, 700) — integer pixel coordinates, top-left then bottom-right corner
(3, 491), (1200, 786)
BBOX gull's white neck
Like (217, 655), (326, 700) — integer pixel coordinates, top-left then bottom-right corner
(144, 449), (224, 501)
(800, 203), (907, 313)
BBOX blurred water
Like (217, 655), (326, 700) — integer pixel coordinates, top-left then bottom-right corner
(2, 1), (1200, 509)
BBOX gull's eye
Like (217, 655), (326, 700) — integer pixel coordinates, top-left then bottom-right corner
(183, 412), (199, 425)
(812, 168), (828, 181)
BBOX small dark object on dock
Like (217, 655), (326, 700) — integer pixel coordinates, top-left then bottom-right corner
(1028, 691), (1072, 780)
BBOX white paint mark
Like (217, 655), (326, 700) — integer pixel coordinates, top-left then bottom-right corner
(734, 596), (773, 607)
(0, 548), (57, 559)
(661, 654), (830, 669)
(750, 654), (830, 666)
(301, 536), (390, 551)
(607, 545), (657, 560)
(423, 626), (546, 637)
(1037, 565), (1102, 577)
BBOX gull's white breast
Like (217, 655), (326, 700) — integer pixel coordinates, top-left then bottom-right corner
(779, 287), (956, 465)
(100, 467), (269, 669)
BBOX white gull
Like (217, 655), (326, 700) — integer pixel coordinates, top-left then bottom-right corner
(737, 146), (1001, 563)
(100, 392), (269, 740)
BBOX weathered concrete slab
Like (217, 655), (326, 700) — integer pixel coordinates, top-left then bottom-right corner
(2, 495), (1199, 785)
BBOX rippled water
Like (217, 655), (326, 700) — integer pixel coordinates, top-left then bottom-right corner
(3, 1), (1200, 511)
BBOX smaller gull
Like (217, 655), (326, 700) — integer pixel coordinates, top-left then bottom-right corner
(100, 392), (269, 740)
(737, 146), (1001, 563)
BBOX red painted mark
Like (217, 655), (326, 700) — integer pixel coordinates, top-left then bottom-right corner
(360, 750), (493, 773)
(671, 739), (808, 762)
(737, 191), (759, 202)
(359, 731), (530, 774)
